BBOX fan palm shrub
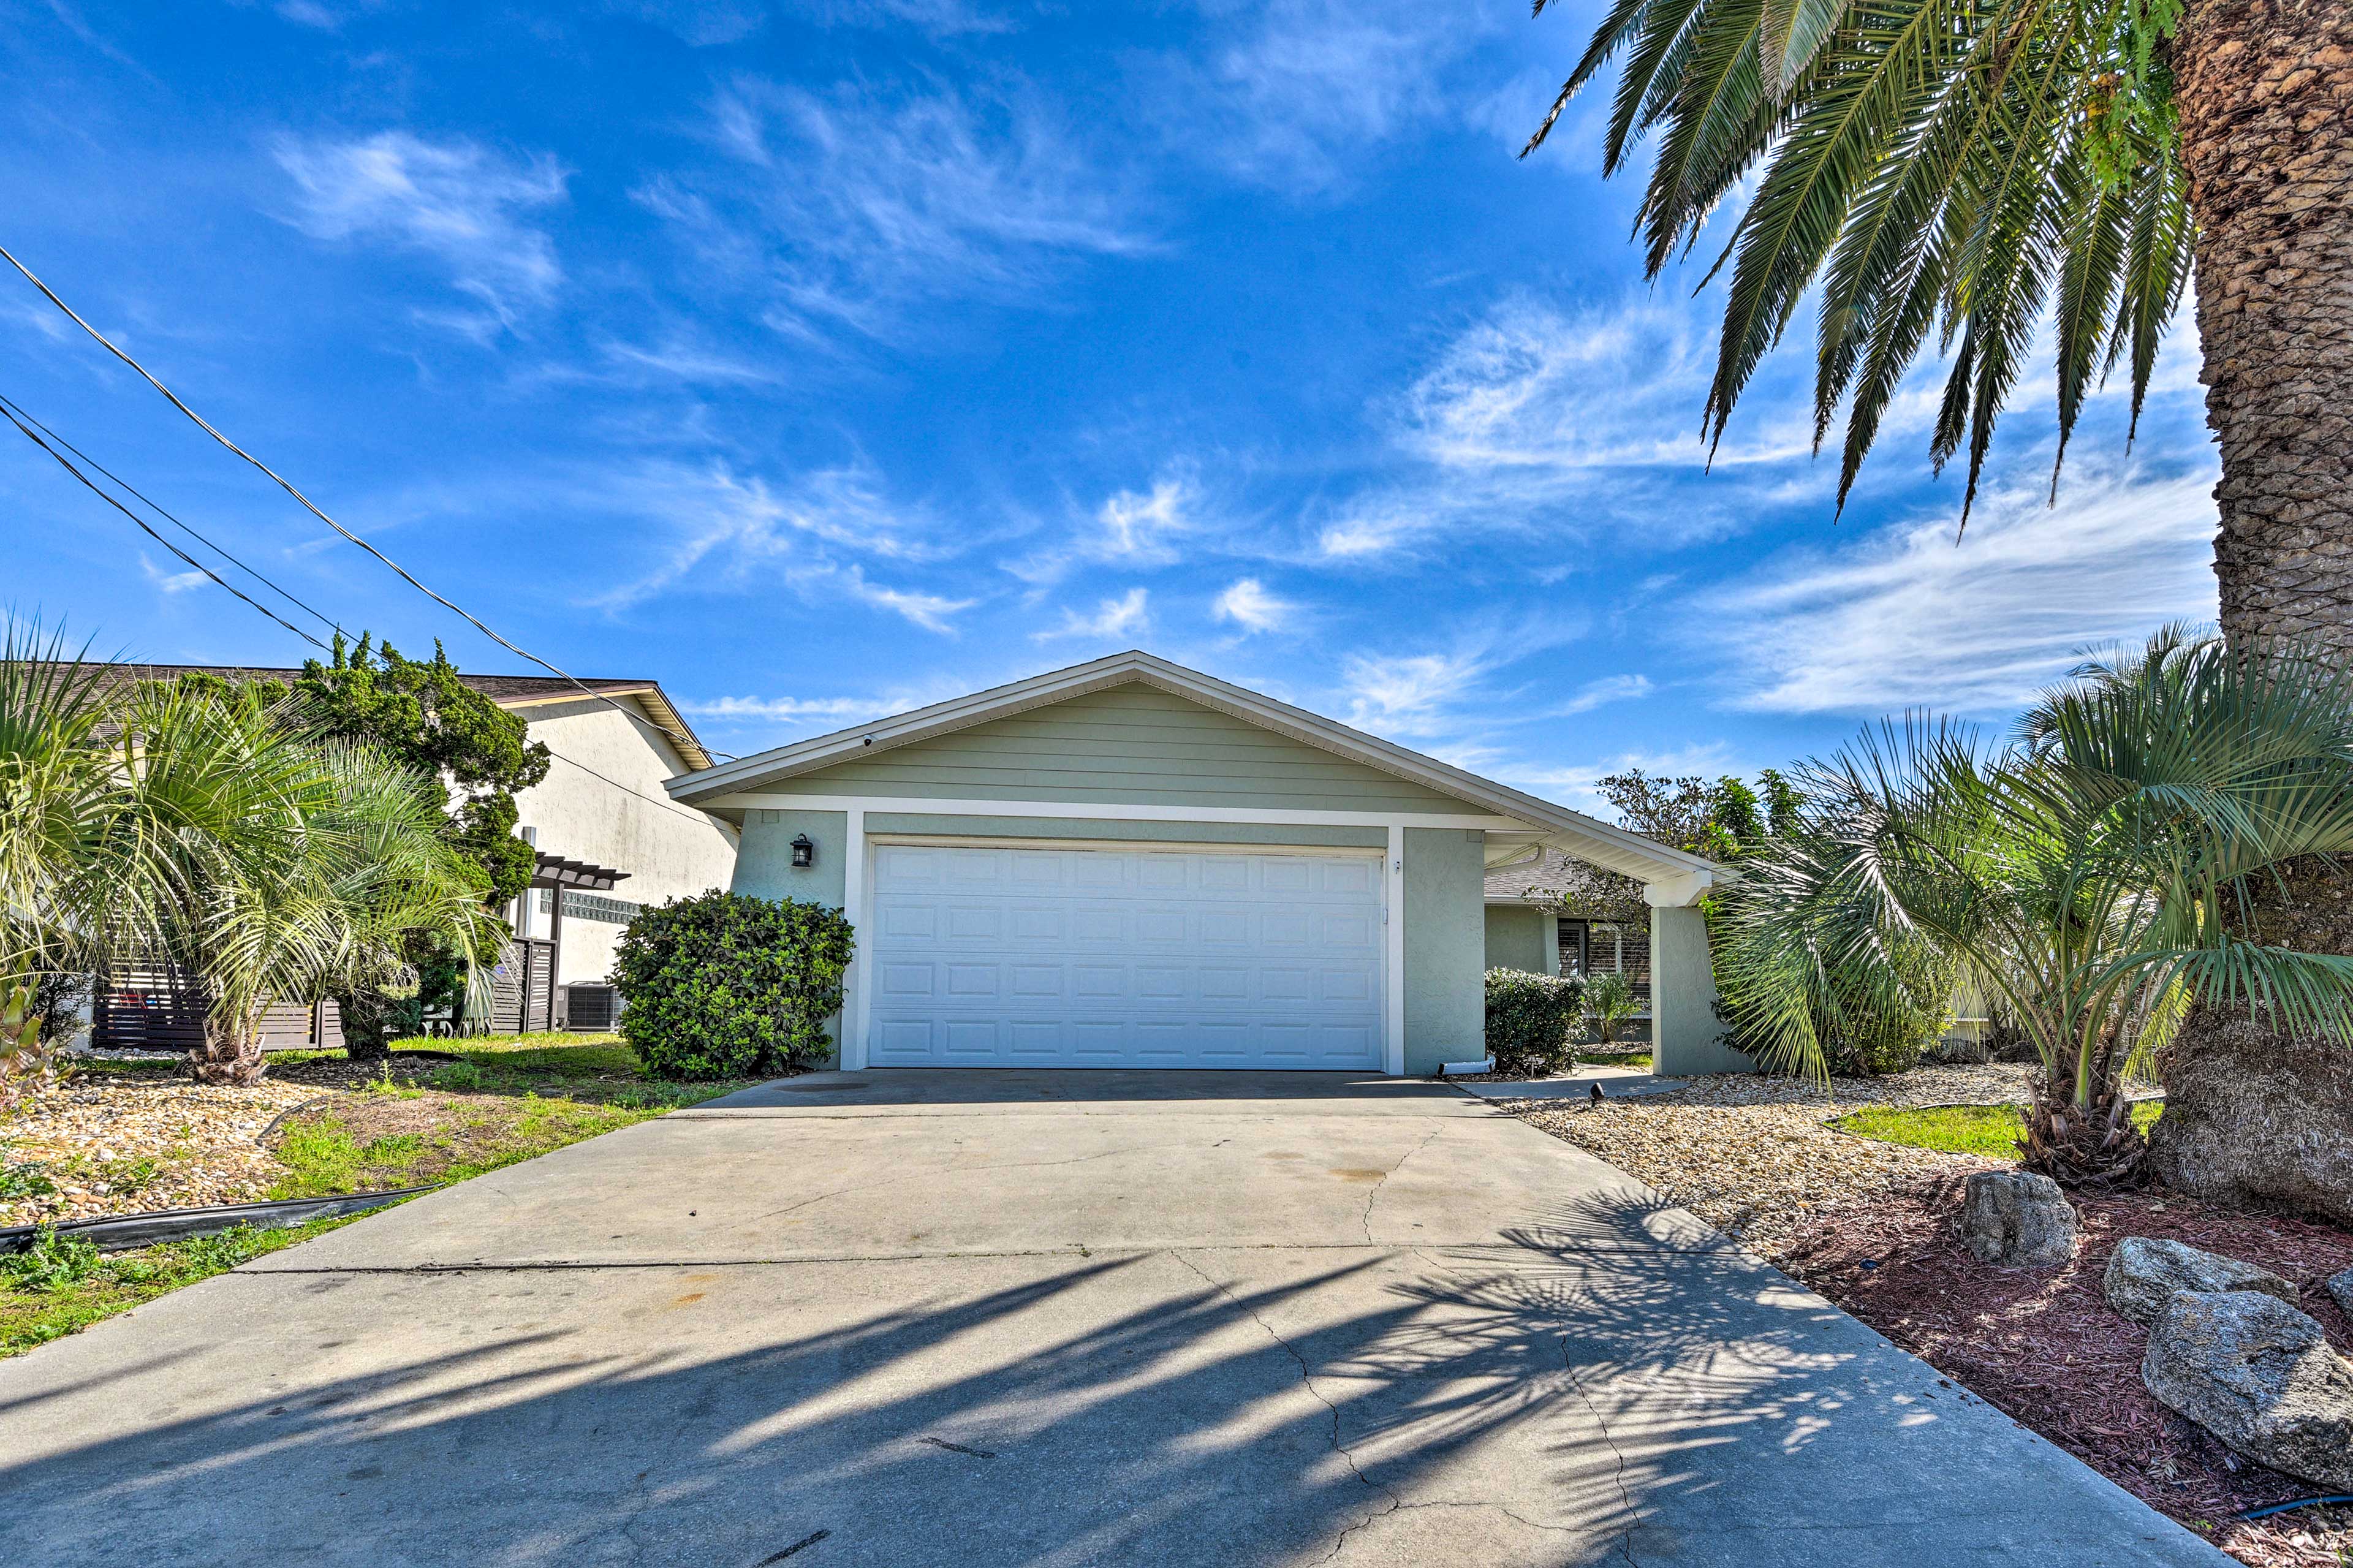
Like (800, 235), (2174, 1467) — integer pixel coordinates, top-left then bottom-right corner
(0, 624), (501, 1089)
(100, 680), (501, 1085)
(1715, 629), (2353, 1183)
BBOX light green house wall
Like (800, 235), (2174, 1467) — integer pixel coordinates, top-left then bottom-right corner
(745, 681), (1469, 811)
(1403, 828), (1487, 1074)
(1651, 904), (1748, 1075)
(1483, 905), (1550, 975)
(733, 808), (847, 906)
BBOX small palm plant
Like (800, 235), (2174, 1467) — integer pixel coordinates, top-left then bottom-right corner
(1583, 969), (1642, 1046)
(1715, 629), (2353, 1182)
(103, 681), (502, 1085)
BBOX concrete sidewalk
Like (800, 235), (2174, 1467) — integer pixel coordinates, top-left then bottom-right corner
(0, 1070), (2226, 1566)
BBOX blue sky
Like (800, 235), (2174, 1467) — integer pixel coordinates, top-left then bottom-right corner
(1, 1), (2222, 808)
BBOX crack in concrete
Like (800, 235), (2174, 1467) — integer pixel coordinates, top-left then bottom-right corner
(1561, 1331), (1643, 1568)
(1165, 1249), (1403, 1563)
(1357, 1127), (1442, 1246)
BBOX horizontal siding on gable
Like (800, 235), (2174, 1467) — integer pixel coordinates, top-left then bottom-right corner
(760, 681), (1475, 812)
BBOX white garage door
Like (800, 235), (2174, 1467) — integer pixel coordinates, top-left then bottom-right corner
(866, 842), (1385, 1069)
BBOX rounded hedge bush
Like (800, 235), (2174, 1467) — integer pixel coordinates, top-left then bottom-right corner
(613, 890), (855, 1080)
(1484, 968), (1585, 1076)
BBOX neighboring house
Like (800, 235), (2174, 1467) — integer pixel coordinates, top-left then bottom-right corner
(1484, 848), (1654, 1031)
(81, 665), (737, 1045)
(666, 651), (1743, 1076)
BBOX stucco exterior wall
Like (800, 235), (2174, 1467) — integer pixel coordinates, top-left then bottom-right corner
(1482, 904), (1548, 975)
(1404, 827), (1487, 1074)
(508, 699), (739, 987)
(1650, 903), (1748, 1075)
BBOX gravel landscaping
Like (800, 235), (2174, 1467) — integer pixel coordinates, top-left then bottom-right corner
(2, 1069), (320, 1225)
(1501, 1061), (2034, 1260)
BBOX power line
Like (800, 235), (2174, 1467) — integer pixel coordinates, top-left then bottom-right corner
(6, 391), (729, 829)
(0, 391), (347, 643)
(0, 396), (331, 651)
(0, 241), (731, 764)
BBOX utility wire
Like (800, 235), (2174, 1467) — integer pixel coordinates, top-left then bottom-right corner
(6, 390), (728, 824)
(0, 241), (731, 764)
(0, 391), (347, 643)
(1, 398), (331, 651)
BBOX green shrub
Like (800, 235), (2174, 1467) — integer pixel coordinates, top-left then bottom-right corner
(1484, 968), (1585, 1076)
(613, 890), (855, 1081)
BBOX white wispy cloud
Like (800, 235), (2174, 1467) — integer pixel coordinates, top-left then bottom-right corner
(272, 131), (569, 334)
(680, 673), (979, 737)
(579, 459), (976, 633)
(1338, 646), (1496, 737)
(1554, 673), (1653, 716)
(843, 566), (977, 635)
(1706, 456), (2220, 716)
(642, 76), (1147, 341)
(1169, 0), (1492, 192)
(138, 554), (209, 594)
(1316, 291), (1817, 561)
(1036, 586), (1150, 642)
(1096, 475), (1193, 564)
(1213, 576), (1295, 635)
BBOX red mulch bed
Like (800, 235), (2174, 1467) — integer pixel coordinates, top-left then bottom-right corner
(1781, 1175), (2353, 1568)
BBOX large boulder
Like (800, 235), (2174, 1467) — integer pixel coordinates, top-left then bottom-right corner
(2142, 1290), (2353, 1491)
(2330, 1266), (2353, 1322)
(1961, 1172), (2078, 1267)
(2102, 1237), (2300, 1326)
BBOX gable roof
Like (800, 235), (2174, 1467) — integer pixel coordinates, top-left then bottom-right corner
(666, 650), (1719, 899)
(89, 663), (713, 771)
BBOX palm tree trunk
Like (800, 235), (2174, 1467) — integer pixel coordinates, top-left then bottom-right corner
(191, 1012), (266, 1086)
(2178, 0), (2353, 648)
(2156, 2), (2353, 1219)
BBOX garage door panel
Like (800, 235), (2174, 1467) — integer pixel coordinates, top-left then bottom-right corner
(867, 844), (1383, 1069)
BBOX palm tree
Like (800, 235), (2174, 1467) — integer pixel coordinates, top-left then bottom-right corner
(1524, 0), (2347, 581)
(0, 624), (119, 1096)
(1, 628), (502, 1089)
(101, 680), (501, 1085)
(1712, 629), (2353, 1183)
(1527, 0), (2353, 1197)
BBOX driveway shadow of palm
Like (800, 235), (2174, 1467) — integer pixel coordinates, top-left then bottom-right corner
(0, 1203), (2104, 1566)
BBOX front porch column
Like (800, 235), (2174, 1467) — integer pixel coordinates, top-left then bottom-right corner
(1644, 884), (1753, 1077)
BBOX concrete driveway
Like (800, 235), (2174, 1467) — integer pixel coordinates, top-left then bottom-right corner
(0, 1071), (2224, 1567)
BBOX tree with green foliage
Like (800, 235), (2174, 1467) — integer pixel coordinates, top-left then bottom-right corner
(292, 635), (550, 909)
(1525, 0), (2353, 1199)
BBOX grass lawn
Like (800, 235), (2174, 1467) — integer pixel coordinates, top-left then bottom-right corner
(1, 1214), (367, 1358)
(263, 1032), (762, 1198)
(1831, 1099), (2163, 1159)
(1584, 1049), (1653, 1072)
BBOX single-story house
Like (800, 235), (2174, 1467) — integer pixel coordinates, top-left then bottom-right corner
(78, 665), (738, 1045)
(667, 651), (1746, 1077)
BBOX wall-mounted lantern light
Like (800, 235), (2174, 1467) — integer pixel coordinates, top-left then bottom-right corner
(790, 833), (816, 869)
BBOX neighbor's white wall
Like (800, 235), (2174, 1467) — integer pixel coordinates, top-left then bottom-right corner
(508, 699), (739, 987)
